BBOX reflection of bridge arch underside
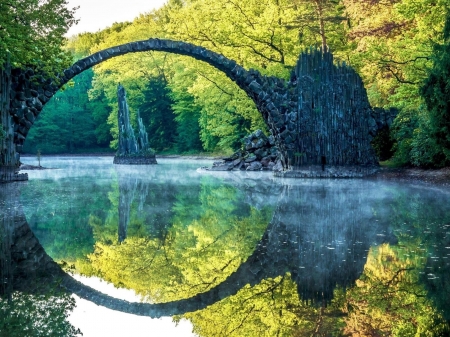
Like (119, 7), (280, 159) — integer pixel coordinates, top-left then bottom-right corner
(15, 39), (290, 167)
(6, 183), (398, 318)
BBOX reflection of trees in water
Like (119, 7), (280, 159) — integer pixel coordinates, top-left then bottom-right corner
(0, 184), (81, 337)
(344, 244), (450, 336)
(342, 186), (450, 336)
(21, 178), (107, 262)
(95, 168), (209, 246)
(180, 182), (395, 336)
(88, 176), (272, 302)
(4, 180), (450, 336)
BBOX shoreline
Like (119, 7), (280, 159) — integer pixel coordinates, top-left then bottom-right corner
(371, 166), (450, 190)
(18, 154), (450, 189)
(20, 153), (220, 160)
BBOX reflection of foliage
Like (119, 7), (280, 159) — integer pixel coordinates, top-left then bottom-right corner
(21, 178), (112, 262)
(182, 183), (450, 337)
(83, 177), (271, 302)
(0, 292), (81, 337)
(181, 273), (345, 337)
(88, 206), (270, 302)
(344, 244), (449, 336)
(339, 187), (450, 335)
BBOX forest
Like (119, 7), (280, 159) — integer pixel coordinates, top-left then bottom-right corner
(10, 0), (450, 168)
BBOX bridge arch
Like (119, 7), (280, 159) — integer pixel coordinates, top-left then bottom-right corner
(9, 39), (290, 167)
(9, 40), (393, 175)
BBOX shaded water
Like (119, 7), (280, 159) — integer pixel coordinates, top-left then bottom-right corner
(1, 157), (450, 336)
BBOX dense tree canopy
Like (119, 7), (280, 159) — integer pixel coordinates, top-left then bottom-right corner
(0, 0), (78, 73)
(420, 12), (450, 167)
(23, 69), (112, 154)
(0, 291), (81, 337)
(22, 0), (450, 166)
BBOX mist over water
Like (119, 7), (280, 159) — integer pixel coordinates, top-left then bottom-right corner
(2, 156), (450, 336)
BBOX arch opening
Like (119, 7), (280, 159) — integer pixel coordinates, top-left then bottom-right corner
(9, 39), (289, 169)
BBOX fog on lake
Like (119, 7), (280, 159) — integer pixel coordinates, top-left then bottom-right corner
(1, 157), (450, 336)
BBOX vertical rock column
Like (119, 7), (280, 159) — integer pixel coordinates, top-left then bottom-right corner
(136, 109), (149, 152)
(0, 184), (16, 297)
(116, 84), (138, 156)
(0, 64), (27, 182)
(293, 50), (378, 168)
(114, 84), (157, 165)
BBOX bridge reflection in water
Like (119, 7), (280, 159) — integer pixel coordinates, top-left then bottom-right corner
(2, 178), (450, 335)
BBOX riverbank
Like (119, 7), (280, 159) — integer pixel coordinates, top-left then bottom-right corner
(372, 166), (450, 189)
(18, 154), (450, 188)
(20, 153), (114, 157)
(20, 153), (221, 160)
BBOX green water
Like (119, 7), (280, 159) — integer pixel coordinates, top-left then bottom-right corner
(4, 156), (450, 336)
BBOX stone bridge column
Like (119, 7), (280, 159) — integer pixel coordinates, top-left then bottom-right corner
(0, 63), (27, 182)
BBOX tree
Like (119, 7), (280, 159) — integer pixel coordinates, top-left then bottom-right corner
(420, 12), (450, 166)
(170, 86), (204, 153)
(0, 0), (78, 74)
(23, 69), (111, 154)
(288, 0), (348, 52)
(139, 75), (177, 152)
(342, 0), (448, 110)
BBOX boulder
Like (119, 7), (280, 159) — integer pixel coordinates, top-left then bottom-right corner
(205, 129), (280, 172)
(247, 161), (262, 171)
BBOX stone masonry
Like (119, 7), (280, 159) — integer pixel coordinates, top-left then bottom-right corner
(2, 39), (397, 177)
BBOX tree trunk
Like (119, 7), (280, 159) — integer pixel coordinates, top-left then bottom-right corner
(314, 0), (328, 51)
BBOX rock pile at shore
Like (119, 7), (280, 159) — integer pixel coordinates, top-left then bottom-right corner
(208, 130), (281, 171)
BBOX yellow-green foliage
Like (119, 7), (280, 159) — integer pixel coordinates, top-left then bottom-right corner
(345, 244), (447, 336)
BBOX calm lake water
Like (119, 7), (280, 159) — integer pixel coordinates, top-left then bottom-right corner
(2, 157), (450, 336)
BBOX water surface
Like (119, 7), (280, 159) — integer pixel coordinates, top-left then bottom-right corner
(1, 156), (450, 336)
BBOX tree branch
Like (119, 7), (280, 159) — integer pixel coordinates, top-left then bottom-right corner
(226, 0), (256, 30)
(383, 65), (419, 85)
(380, 56), (430, 65)
(196, 71), (234, 96)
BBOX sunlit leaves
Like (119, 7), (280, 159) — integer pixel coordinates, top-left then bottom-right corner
(343, 0), (447, 110)
(0, 0), (77, 74)
(85, 183), (271, 303)
(345, 244), (448, 336)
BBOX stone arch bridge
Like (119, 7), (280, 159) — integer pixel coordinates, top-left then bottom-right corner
(1, 39), (396, 180)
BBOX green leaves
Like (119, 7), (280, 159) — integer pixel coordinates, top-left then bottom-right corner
(20, 0), (450, 164)
(24, 69), (112, 154)
(343, 0), (447, 110)
(0, 0), (78, 74)
(420, 11), (450, 166)
(86, 183), (271, 303)
(0, 291), (81, 337)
